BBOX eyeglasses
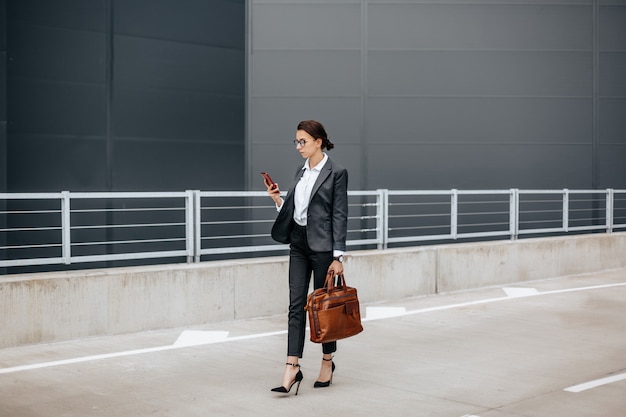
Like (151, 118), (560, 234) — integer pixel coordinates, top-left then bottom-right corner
(293, 139), (310, 147)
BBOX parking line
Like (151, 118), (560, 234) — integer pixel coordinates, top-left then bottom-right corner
(564, 372), (626, 393)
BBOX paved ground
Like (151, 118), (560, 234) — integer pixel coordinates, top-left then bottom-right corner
(1, 268), (625, 417)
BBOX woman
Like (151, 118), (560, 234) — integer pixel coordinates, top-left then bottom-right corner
(264, 120), (348, 395)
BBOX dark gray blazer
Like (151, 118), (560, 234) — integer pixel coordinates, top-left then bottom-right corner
(271, 158), (348, 253)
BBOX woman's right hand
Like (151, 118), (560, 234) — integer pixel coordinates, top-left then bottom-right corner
(264, 179), (283, 206)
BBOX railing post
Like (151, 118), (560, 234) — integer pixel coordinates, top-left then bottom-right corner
(377, 189), (388, 250)
(61, 191), (71, 264)
(510, 188), (519, 240)
(606, 188), (614, 233)
(194, 190), (201, 262)
(563, 189), (569, 232)
(185, 190), (195, 263)
(451, 189), (458, 239)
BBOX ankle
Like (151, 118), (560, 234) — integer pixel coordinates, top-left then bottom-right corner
(284, 362), (300, 374)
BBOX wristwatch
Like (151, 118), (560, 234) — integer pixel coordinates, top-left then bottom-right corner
(333, 255), (344, 263)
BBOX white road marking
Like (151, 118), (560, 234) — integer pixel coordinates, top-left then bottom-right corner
(365, 306), (406, 320)
(173, 330), (229, 347)
(564, 372), (626, 393)
(1, 281), (624, 375)
(503, 287), (538, 297)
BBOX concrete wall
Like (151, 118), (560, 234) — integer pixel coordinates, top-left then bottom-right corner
(1, 232), (625, 348)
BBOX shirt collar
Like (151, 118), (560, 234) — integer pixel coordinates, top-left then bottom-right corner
(304, 153), (328, 172)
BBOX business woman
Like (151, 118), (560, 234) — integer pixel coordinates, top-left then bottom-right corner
(264, 120), (348, 395)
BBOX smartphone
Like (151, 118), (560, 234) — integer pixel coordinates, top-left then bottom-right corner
(261, 172), (277, 189)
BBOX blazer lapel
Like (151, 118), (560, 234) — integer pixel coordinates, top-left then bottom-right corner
(309, 159), (333, 203)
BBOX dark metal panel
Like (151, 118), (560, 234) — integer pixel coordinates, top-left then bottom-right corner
(599, 52), (626, 97)
(251, 50), (361, 97)
(366, 97), (592, 144)
(368, 50), (593, 97)
(113, 88), (244, 142)
(369, 3), (592, 51)
(8, 79), (106, 136)
(112, 140), (244, 191)
(7, 0), (106, 31)
(114, 35), (244, 95)
(0, 52), (5, 123)
(110, 0), (246, 192)
(8, 135), (107, 191)
(8, 22), (106, 84)
(114, 0), (244, 50)
(600, 4), (626, 50)
(598, 3), (626, 188)
(367, 144), (592, 190)
(0, 0), (5, 51)
(252, 3), (361, 50)
(599, 99), (626, 144)
(598, 145), (626, 188)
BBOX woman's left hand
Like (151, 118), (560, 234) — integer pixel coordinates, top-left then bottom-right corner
(328, 260), (344, 275)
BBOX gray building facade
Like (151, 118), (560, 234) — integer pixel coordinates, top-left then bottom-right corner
(247, 0), (626, 192)
(0, 1), (625, 195)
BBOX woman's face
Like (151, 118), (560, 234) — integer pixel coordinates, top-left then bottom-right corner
(295, 129), (321, 159)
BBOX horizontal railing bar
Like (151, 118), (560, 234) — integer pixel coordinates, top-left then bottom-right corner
(0, 226), (61, 232)
(567, 225), (606, 232)
(70, 250), (188, 263)
(458, 222), (509, 228)
(351, 215), (378, 220)
(519, 219), (563, 225)
(519, 199), (562, 203)
(0, 257), (65, 267)
(389, 201), (449, 207)
(201, 219), (272, 226)
(347, 238), (380, 246)
(72, 207), (184, 213)
(200, 244), (288, 255)
(0, 210), (60, 215)
(390, 213), (449, 219)
(201, 205), (273, 211)
(457, 200), (509, 205)
(518, 227), (566, 234)
(0, 193), (64, 199)
(390, 224), (449, 231)
(519, 209), (563, 214)
(202, 233), (270, 241)
(388, 190), (452, 196)
(458, 211), (509, 216)
(71, 238), (186, 247)
(350, 228), (378, 233)
(70, 192), (188, 198)
(457, 231), (511, 239)
(1, 243), (61, 250)
(71, 222), (185, 230)
(387, 234), (454, 243)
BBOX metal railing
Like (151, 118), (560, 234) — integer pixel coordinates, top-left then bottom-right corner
(1, 189), (625, 270)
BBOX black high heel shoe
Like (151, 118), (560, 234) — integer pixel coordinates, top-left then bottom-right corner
(271, 363), (303, 395)
(314, 357), (335, 388)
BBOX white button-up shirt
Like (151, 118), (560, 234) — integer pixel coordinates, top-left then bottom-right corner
(293, 153), (328, 226)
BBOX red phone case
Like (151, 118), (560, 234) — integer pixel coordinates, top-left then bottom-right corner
(261, 172), (276, 188)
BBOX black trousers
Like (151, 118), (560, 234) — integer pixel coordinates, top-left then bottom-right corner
(287, 224), (337, 357)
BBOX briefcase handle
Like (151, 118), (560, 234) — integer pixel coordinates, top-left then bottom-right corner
(324, 271), (346, 290)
